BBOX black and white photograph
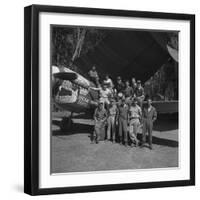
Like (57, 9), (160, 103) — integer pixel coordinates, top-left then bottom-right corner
(51, 25), (179, 173)
(24, 4), (195, 195)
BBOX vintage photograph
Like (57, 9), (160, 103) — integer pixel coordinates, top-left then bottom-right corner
(51, 25), (179, 174)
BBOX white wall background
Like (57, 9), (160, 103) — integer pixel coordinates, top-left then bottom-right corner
(0, 0), (199, 199)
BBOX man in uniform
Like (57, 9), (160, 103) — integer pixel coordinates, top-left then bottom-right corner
(88, 65), (99, 86)
(117, 98), (129, 146)
(131, 77), (137, 96)
(135, 80), (145, 108)
(124, 80), (134, 99)
(141, 98), (157, 150)
(107, 99), (118, 143)
(90, 83), (112, 110)
(93, 101), (108, 144)
(128, 98), (142, 147)
(104, 74), (114, 90)
(116, 76), (125, 94)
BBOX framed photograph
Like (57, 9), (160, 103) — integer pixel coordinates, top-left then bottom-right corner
(24, 4), (195, 195)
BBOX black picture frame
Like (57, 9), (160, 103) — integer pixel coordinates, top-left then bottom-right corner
(24, 4), (195, 196)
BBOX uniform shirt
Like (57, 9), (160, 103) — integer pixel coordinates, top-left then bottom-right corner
(129, 105), (142, 119)
(131, 84), (137, 96)
(88, 70), (98, 78)
(135, 86), (145, 97)
(143, 106), (157, 121)
(116, 82), (125, 93)
(108, 104), (118, 117)
(104, 78), (113, 88)
(124, 86), (133, 97)
(94, 108), (107, 121)
(99, 88), (111, 100)
(118, 104), (129, 120)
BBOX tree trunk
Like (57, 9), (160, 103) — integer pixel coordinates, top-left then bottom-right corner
(72, 29), (86, 61)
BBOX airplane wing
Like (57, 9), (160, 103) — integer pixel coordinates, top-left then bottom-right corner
(75, 30), (178, 83)
(143, 100), (178, 114)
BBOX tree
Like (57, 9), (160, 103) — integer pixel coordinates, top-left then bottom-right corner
(51, 26), (106, 69)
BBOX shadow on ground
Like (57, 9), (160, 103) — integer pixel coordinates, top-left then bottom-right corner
(52, 123), (178, 148)
(52, 120), (93, 136)
(137, 133), (178, 148)
(154, 113), (178, 131)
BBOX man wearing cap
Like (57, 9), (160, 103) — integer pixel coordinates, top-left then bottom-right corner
(131, 77), (137, 96)
(116, 76), (125, 94)
(104, 74), (114, 90)
(124, 80), (134, 98)
(90, 83), (112, 110)
(141, 98), (157, 150)
(124, 80), (134, 106)
(88, 65), (99, 86)
(135, 80), (145, 108)
(93, 101), (108, 144)
(107, 99), (118, 143)
(117, 98), (129, 146)
(128, 98), (142, 147)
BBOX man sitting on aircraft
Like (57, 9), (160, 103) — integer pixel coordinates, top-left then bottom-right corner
(93, 101), (108, 144)
(135, 80), (145, 108)
(89, 83), (112, 110)
(88, 65), (99, 87)
(116, 76), (125, 94)
(131, 77), (137, 95)
(124, 80), (134, 105)
(104, 75), (117, 100)
(103, 74), (114, 89)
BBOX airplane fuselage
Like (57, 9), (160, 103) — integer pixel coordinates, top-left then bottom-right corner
(52, 66), (98, 113)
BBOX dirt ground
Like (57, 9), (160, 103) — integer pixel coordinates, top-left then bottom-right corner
(51, 112), (178, 173)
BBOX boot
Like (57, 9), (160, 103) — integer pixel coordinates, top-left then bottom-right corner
(124, 141), (128, 147)
(119, 137), (123, 145)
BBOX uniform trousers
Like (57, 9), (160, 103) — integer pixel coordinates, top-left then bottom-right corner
(129, 118), (140, 144)
(118, 118), (128, 143)
(142, 119), (153, 147)
(107, 116), (116, 141)
(94, 121), (106, 142)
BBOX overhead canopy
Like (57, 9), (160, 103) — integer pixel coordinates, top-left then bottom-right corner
(75, 29), (177, 83)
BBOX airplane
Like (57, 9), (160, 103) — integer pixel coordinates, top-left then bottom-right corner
(52, 65), (98, 112)
(52, 65), (100, 130)
(52, 65), (178, 131)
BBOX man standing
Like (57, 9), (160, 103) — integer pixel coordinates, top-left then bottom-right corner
(93, 101), (108, 144)
(117, 98), (129, 146)
(141, 98), (157, 150)
(128, 98), (142, 147)
(107, 99), (118, 143)
(135, 80), (145, 108)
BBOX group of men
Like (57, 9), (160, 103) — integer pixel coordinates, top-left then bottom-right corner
(88, 66), (157, 150)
